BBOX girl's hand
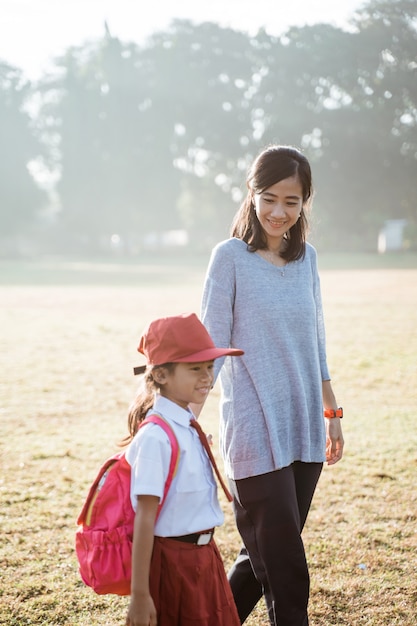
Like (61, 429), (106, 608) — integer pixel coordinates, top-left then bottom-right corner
(126, 592), (157, 626)
(325, 417), (344, 465)
(127, 496), (159, 625)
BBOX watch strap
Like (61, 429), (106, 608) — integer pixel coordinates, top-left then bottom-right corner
(324, 407), (343, 418)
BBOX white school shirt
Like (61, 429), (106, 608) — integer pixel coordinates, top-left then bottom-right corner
(125, 395), (224, 537)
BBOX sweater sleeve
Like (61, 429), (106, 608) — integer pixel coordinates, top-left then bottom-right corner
(311, 247), (331, 381)
(201, 241), (236, 382)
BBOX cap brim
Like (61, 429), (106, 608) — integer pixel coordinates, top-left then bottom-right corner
(174, 347), (244, 362)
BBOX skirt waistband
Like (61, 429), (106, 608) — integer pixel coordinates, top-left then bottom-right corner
(167, 529), (214, 545)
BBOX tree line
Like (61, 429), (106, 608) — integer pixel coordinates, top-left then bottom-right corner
(1, 0), (416, 256)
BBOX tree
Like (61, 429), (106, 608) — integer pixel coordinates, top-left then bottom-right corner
(38, 30), (182, 252)
(251, 0), (417, 250)
(0, 62), (47, 246)
(37, 20), (260, 250)
(30, 1), (417, 253)
(138, 20), (258, 242)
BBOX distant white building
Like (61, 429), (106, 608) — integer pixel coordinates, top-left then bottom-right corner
(143, 229), (189, 249)
(378, 219), (407, 253)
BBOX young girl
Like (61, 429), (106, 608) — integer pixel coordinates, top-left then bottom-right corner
(124, 312), (243, 626)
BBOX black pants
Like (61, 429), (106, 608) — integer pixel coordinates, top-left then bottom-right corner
(228, 462), (323, 626)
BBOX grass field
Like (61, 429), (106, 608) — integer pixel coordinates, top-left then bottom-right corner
(1, 256), (416, 625)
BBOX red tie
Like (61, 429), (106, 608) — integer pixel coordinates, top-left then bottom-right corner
(190, 419), (233, 502)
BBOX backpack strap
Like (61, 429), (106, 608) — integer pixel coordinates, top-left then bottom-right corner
(139, 413), (180, 517)
(76, 451), (125, 525)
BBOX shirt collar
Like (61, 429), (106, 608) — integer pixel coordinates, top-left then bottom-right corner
(152, 394), (193, 428)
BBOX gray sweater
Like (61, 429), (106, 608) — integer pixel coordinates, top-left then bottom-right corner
(201, 237), (329, 480)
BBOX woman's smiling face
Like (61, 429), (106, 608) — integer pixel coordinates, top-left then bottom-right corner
(253, 175), (303, 246)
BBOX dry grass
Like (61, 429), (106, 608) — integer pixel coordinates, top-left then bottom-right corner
(1, 260), (416, 625)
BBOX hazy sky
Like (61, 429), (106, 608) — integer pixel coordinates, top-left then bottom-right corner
(1, 0), (365, 80)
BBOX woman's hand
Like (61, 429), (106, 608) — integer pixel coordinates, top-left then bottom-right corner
(325, 417), (344, 465)
(322, 380), (344, 465)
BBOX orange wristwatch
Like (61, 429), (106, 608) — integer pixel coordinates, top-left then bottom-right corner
(323, 407), (343, 418)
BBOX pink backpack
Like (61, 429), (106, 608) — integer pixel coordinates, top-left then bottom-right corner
(75, 414), (180, 595)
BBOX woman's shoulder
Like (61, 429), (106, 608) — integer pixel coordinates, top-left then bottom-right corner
(304, 241), (318, 264)
(208, 238), (252, 278)
(211, 237), (247, 260)
(305, 241), (317, 256)
(213, 236), (245, 251)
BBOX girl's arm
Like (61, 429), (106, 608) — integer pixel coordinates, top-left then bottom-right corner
(322, 379), (344, 466)
(126, 495), (160, 626)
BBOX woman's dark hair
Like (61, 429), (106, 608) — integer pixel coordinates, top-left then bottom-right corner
(231, 145), (313, 261)
(120, 363), (177, 446)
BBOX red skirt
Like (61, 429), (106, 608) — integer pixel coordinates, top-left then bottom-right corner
(150, 536), (240, 626)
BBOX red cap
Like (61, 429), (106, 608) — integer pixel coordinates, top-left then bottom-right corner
(136, 313), (243, 370)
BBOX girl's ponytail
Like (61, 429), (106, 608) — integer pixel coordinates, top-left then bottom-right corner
(119, 369), (155, 446)
(120, 363), (176, 446)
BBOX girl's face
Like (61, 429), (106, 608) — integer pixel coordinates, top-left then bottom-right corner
(253, 175), (303, 246)
(158, 361), (215, 409)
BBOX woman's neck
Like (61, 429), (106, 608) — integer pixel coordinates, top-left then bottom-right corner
(258, 248), (286, 267)
(267, 235), (287, 256)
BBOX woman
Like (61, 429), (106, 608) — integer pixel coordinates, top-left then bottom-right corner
(200, 145), (344, 626)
